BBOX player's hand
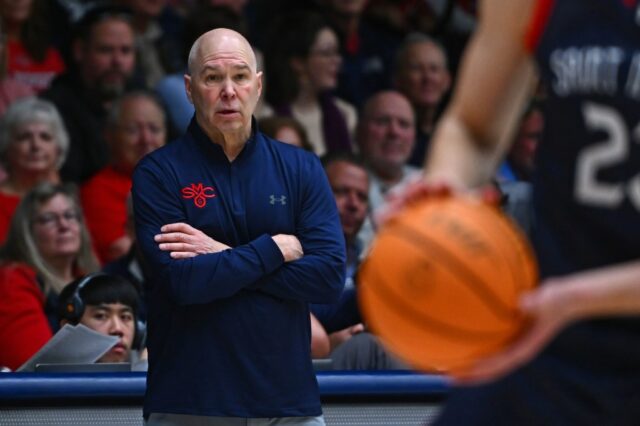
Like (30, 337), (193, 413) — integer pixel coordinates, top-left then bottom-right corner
(376, 178), (450, 225)
(155, 222), (231, 258)
(376, 177), (501, 227)
(272, 234), (304, 262)
(453, 279), (579, 385)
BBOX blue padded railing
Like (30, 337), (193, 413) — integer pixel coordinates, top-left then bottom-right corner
(316, 371), (450, 398)
(0, 371), (450, 403)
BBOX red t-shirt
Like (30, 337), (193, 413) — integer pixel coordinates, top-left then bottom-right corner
(80, 166), (132, 264)
(6, 40), (66, 93)
(0, 263), (53, 371)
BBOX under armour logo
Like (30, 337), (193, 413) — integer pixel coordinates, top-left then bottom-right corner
(182, 183), (216, 208)
(270, 195), (287, 205)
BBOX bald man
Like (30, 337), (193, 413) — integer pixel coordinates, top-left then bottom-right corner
(132, 29), (345, 425)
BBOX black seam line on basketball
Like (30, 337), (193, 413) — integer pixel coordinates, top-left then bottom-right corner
(389, 220), (518, 320)
(366, 267), (510, 340)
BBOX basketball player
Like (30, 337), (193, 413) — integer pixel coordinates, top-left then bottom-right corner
(388, 0), (640, 423)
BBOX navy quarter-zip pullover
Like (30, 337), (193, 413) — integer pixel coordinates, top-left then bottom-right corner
(132, 119), (346, 418)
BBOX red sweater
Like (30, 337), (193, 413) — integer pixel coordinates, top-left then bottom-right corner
(0, 191), (20, 244)
(0, 263), (53, 371)
(80, 165), (132, 264)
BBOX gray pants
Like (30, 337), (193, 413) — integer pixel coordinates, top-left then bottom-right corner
(146, 413), (325, 426)
(331, 332), (408, 370)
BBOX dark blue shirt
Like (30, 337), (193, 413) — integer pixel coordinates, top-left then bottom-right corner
(132, 119), (345, 418)
(528, 0), (640, 376)
(532, 0), (640, 277)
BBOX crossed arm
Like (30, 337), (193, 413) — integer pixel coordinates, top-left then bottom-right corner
(154, 222), (303, 263)
(132, 155), (345, 306)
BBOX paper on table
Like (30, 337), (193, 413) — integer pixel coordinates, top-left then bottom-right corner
(17, 324), (118, 372)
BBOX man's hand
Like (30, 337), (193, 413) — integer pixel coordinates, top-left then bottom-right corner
(272, 234), (303, 262)
(155, 223), (231, 258)
(329, 323), (365, 350)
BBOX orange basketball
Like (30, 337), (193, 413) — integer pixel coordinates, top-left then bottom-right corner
(358, 195), (538, 376)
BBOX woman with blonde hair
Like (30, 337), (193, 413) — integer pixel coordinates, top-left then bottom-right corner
(0, 182), (99, 370)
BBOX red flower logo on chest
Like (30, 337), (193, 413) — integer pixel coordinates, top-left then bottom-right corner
(181, 183), (216, 208)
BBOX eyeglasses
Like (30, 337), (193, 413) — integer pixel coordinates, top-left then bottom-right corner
(33, 210), (81, 227)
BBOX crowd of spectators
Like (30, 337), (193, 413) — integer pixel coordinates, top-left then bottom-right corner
(0, 0), (542, 372)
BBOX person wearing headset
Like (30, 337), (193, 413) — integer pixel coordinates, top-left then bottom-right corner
(57, 272), (145, 363)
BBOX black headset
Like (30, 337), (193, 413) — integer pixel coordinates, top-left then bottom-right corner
(63, 272), (105, 321)
(63, 272), (146, 350)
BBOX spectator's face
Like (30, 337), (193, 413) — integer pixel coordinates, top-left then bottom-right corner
(81, 303), (135, 363)
(6, 120), (60, 175)
(77, 18), (135, 98)
(0, 0), (32, 24)
(32, 194), (81, 262)
(186, 30), (262, 136)
(326, 160), (369, 243)
(109, 96), (166, 172)
(396, 42), (450, 109)
(359, 92), (415, 173)
(302, 27), (341, 92)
